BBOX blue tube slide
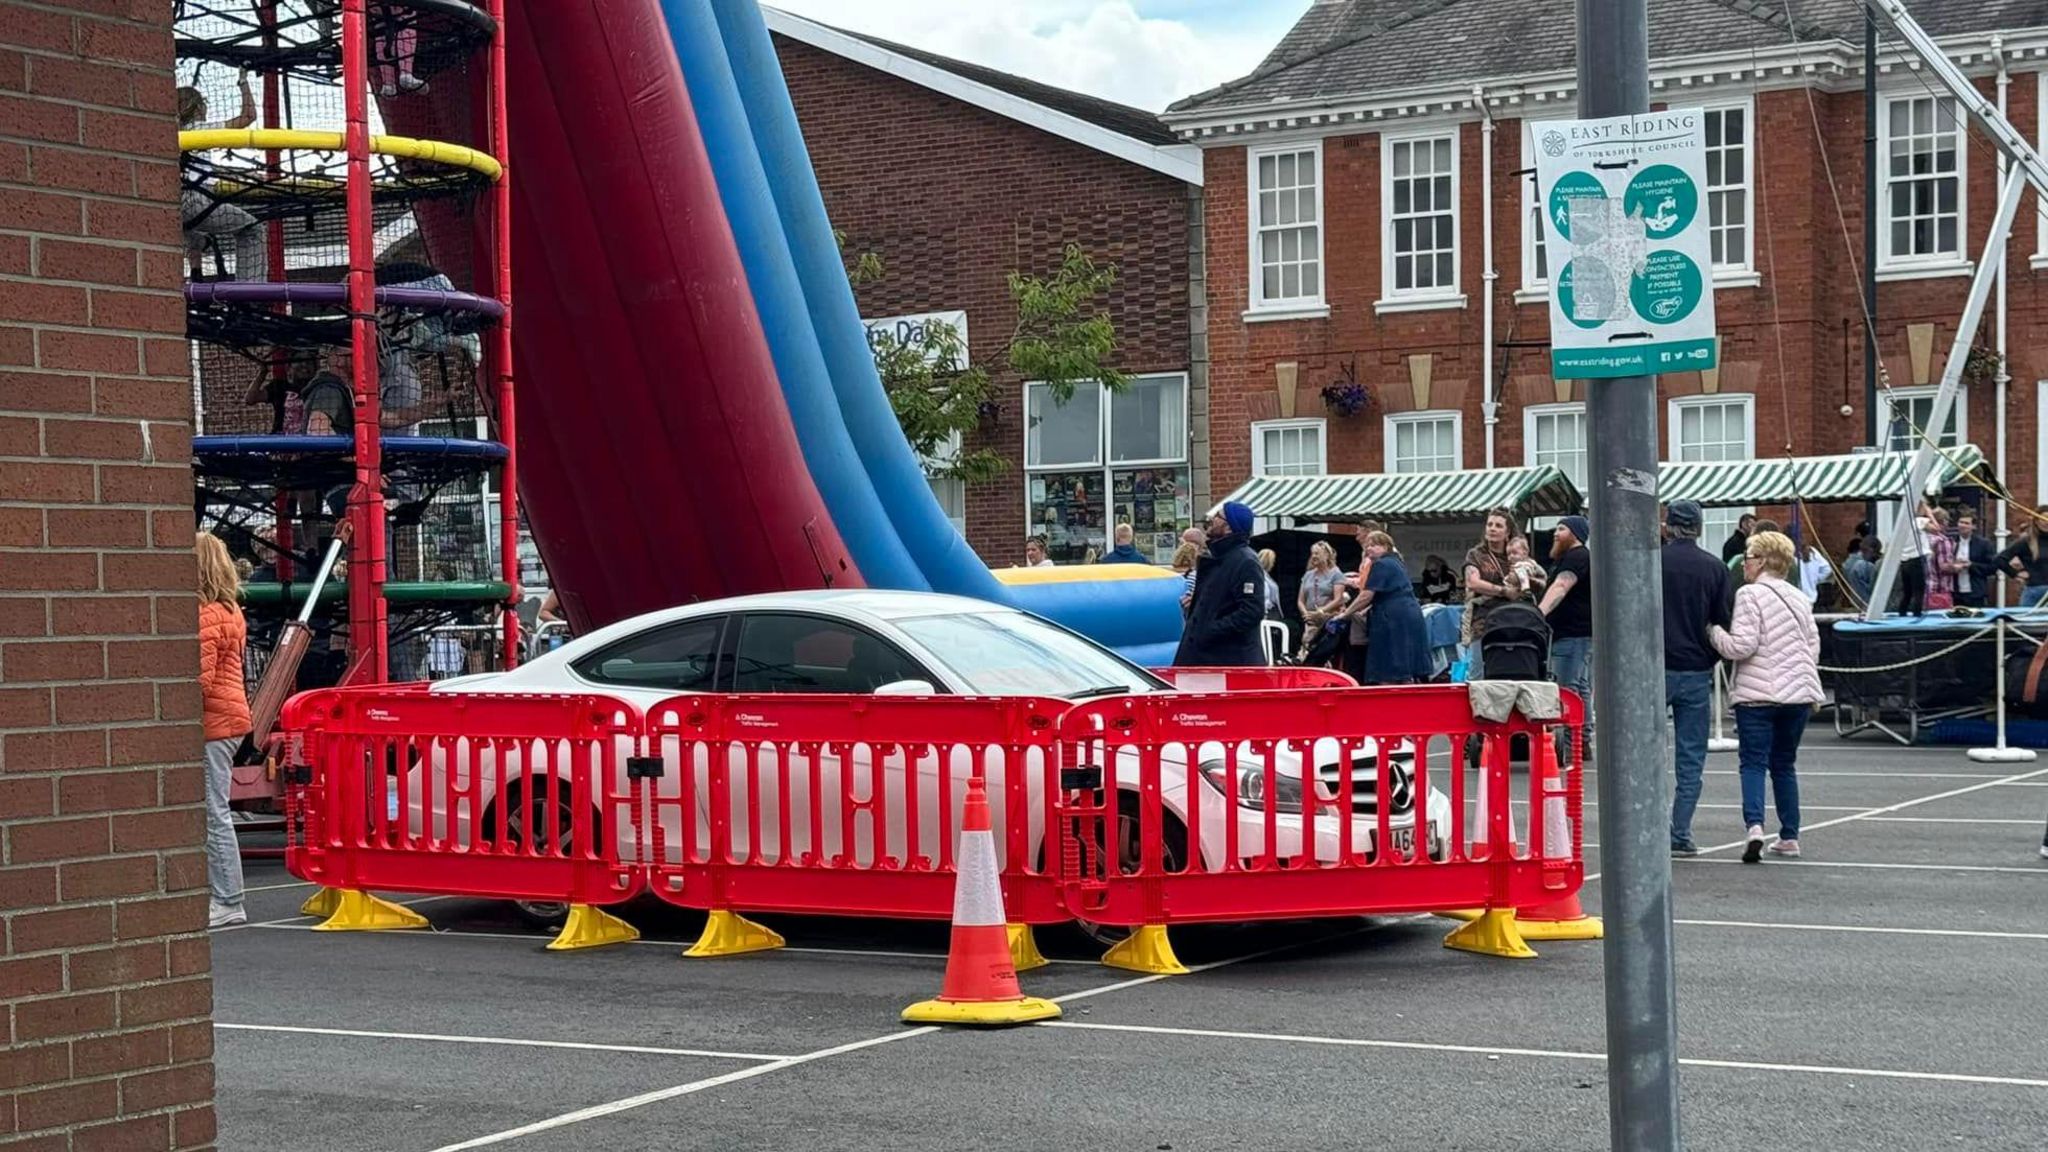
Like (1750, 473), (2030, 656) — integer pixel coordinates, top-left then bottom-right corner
(708, 0), (1188, 658)
(660, 0), (929, 592)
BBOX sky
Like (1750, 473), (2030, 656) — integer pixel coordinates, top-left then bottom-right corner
(767, 0), (1311, 112)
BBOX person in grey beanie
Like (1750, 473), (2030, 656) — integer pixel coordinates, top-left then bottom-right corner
(1663, 500), (1732, 855)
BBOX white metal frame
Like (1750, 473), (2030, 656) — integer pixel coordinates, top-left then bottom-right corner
(1378, 126), (1463, 309)
(1250, 417), (1329, 478)
(1666, 394), (1756, 549)
(1523, 401), (1589, 489)
(1877, 384), (1967, 454)
(1384, 410), (1464, 473)
(1246, 141), (1327, 315)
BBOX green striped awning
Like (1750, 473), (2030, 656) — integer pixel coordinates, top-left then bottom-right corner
(1212, 466), (1584, 525)
(1660, 445), (1989, 508)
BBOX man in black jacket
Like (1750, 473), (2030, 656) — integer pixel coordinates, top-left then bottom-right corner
(1663, 500), (1731, 856)
(1953, 510), (1996, 608)
(1174, 501), (1268, 667)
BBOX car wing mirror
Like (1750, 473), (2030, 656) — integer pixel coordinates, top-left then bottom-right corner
(872, 679), (936, 697)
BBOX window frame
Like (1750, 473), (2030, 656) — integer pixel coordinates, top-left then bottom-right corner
(570, 615), (730, 693)
(1522, 401), (1589, 490)
(1246, 141), (1326, 314)
(728, 611), (940, 696)
(1383, 410), (1464, 474)
(1518, 118), (1555, 300)
(1023, 373), (1193, 560)
(1665, 395), (1756, 552)
(1378, 126), (1464, 311)
(1877, 385), (1966, 454)
(1877, 91), (1967, 273)
(1249, 417), (1329, 478)
(1702, 98), (1756, 274)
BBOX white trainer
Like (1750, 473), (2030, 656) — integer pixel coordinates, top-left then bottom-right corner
(208, 901), (247, 929)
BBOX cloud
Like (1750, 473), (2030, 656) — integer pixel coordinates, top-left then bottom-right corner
(768, 0), (1295, 111)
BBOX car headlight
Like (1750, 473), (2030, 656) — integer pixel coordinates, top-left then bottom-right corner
(1199, 759), (1305, 814)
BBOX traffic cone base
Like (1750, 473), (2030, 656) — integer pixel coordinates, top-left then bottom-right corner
(684, 910), (784, 958)
(299, 885), (341, 919)
(902, 993), (1062, 1026)
(1100, 924), (1187, 975)
(1442, 908), (1536, 959)
(1513, 894), (1603, 940)
(313, 889), (428, 932)
(547, 904), (641, 951)
(1007, 923), (1049, 972)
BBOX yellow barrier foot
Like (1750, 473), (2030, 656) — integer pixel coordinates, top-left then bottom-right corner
(312, 890), (429, 932)
(1442, 908), (1536, 959)
(1007, 923), (1049, 973)
(901, 995), (1062, 1026)
(546, 904), (642, 952)
(299, 886), (341, 919)
(1431, 908), (1483, 923)
(1515, 914), (1604, 942)
(1100, 924), (1188, 975)
(683, 909), (784, 958)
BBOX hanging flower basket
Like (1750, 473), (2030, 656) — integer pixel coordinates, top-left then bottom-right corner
(1321, 376), (1370, 419)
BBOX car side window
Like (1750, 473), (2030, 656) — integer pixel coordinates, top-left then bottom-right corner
(572, 618), (724, 692)
(732, 614), (930, 694)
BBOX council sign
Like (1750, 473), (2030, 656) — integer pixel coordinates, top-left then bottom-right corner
(1532, 109), (1719, 379)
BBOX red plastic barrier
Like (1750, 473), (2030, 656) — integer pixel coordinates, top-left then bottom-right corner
(1149, 666), (1358, 692)
(1053, 686), (1585, 928)
(638, 693), (1070, 924)
(280, 684), (1585, 936)
(281, 688), (646, 907)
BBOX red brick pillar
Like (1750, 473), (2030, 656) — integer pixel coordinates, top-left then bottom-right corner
(1, 3), (218, 1149)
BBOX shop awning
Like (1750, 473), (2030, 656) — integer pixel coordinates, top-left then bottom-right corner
(1212, 465), (1584, 524)
(1660, 445), (1990, 507)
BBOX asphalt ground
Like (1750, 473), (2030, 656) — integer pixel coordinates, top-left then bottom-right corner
(209, 732), (2048, 1151)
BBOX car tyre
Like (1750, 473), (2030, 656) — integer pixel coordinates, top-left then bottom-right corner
(1072, 793), (1188, 948)
(485, 781), (597, 929)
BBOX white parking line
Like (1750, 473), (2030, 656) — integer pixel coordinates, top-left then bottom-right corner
(1672, 918), (2048, 941)
(1678, 858), (2046, 875)
(1701, 771), (2009, 780)
(1863, 816), (2045, 826)
(1690, 764), (2048, 857)
(1036, 1021), (2048, 1089)
(217, 1022), (790, 1062)
(427, 1028), (937, 1152)
(243, 879), (316, 893)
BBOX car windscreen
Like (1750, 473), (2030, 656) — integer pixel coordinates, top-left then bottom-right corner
(893, 612), (1168, 698)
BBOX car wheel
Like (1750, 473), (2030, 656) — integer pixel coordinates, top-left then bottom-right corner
(487, 783), (595, 930)
(1073, 794), (1188, 948)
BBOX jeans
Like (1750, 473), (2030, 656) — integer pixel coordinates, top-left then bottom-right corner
(1550, 636), (1592, 715)
(2023, 585), (2048, 609)
(1666, 670), (1713, 846)
(203, 737), (245, 908)
(1734, 703), (1808, 839)
(1463, 641), (1484, 682)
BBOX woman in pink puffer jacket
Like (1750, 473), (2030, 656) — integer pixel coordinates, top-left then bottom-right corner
(1710, 531), (1822, 864)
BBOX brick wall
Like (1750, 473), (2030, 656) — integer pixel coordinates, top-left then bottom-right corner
(1205, 76), (2048, 554)
(1, 3), (217, 1149)
(775, 35), (1195, 564)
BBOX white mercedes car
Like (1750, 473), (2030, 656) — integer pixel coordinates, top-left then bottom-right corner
(410, 590), (1452, 926)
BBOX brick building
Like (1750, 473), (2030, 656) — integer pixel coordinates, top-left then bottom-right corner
(1166, 0), (2048, 555)
(1, 1), (219, 1148)
(770, 10), (1208, 565)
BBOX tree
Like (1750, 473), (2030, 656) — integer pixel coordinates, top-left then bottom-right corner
(847, 240), (1127, 483)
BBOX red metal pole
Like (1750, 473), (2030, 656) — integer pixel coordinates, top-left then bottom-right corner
(485, 0), (520, 669)
(340, 0), (385, 680)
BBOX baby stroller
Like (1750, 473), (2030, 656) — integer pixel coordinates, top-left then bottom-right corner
(1465, 601), (1557, 767)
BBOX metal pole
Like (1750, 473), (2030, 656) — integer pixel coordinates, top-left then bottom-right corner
(1577, 0), (1680, 1147)
(1863, 10), (1878, 452)
(1969, 617), (2039, 763)
(483, 0), (520, 668)
(1707, 663), (1737, 753)
(341, 0), (385, 680)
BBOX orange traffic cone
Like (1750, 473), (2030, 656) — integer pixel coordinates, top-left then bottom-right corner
(902, 778), (1061, 1026)
(1515, 729), (1601, 941)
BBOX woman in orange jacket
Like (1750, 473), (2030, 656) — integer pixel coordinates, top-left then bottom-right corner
(196, 533), (250, 928)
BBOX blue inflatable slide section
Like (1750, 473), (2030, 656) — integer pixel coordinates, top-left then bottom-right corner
(677, 0), (1187, 669)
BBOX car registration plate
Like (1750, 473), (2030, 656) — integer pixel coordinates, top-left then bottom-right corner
(1392, 827), (1414, 854)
